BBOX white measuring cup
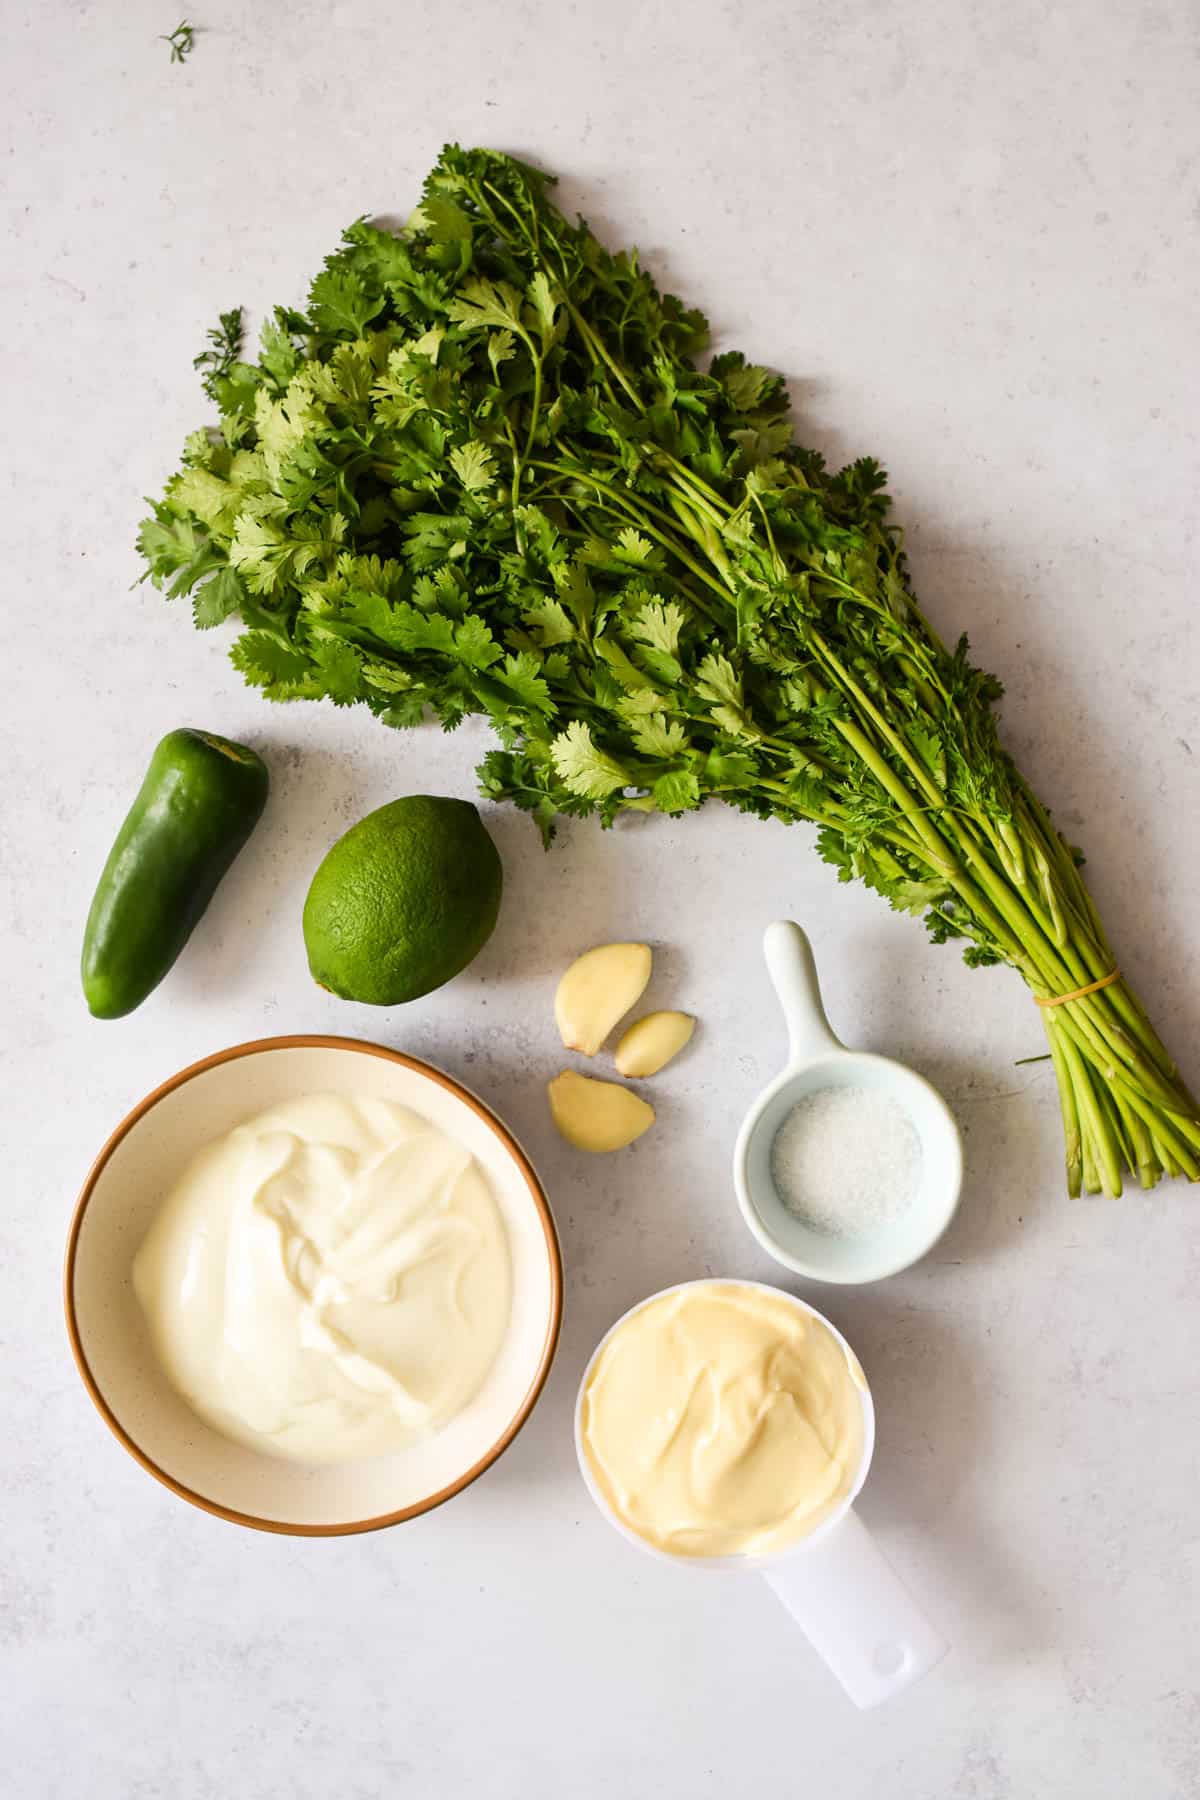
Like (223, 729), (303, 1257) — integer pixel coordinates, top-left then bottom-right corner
(733, 921), (963, 1283)
(575, 1280), (948, 1707)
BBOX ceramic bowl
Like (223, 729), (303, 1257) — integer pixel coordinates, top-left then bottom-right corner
(734, 923), (963, 1283)
(64, 1036), (563, 1535)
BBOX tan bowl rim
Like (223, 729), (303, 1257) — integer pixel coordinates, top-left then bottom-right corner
(63, 1033), (564, 1537)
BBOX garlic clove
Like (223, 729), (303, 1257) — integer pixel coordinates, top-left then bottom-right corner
(547, 1071), (655, 1152)
(554, 942), (652, 1056)
(613, 1010), (696, 1078)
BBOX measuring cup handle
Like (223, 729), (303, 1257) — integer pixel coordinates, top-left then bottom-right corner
(762, 1509), (947, 1708)
(763, 921), (843, 1067)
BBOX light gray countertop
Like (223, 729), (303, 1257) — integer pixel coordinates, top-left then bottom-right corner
(5, 2), (1199, 1795)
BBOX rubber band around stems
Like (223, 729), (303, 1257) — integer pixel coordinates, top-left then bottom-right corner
(1034, 968), (1121, 1008)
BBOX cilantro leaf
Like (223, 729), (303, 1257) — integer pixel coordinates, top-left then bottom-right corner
(192, 565), (245, 628)
(613, 527), (661, 570)
(308, 269), (382, 339)
(193, 308), (243, 402)
(495, 652), (553, 715)
(447, 277), (526, 334)
(449, 440), (497, 493)
(454, 615), (503, 670)
(309, 635), (364, 704)
(631, 713), (689, 758)
(695, 653), (743, 709)
(136, 507), (207, 589)
(629, 599), (686, 658)
(551, 722), (631, 799)
(229, 631), (311, 690)
(652, 770), (701, 813)
(522, 598), (574, 647)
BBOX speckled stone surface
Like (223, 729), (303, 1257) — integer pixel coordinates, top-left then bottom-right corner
(4, 2), (1199, 1794)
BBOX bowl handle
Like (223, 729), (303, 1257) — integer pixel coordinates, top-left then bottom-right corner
(763, 921), (844, 1069)
(761, 1508), (947, 1707)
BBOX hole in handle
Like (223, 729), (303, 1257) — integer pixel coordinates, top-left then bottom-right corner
(872, 1641), (911, 1679)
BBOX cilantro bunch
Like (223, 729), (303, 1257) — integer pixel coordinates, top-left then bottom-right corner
(138, 145), (1198, 1195)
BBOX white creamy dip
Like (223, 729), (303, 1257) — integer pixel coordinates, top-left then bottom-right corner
(132, 1093), (511, 1463)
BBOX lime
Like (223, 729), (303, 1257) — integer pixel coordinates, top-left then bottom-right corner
(302, 795), (503, 1004)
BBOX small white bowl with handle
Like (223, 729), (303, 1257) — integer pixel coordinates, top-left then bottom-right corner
(575, 1279), (948, 1708)
(733, 921), (963, 1283)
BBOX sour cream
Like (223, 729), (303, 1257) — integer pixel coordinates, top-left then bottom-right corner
(133, 1094), (511, 1463)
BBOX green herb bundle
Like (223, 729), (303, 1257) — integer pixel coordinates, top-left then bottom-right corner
(137, 146), (1198, 1194)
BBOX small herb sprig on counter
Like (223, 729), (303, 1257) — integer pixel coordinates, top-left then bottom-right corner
(193, 307), (243, 402)
(160, 19), (195, 63)
(135, 145), (1200, 1196)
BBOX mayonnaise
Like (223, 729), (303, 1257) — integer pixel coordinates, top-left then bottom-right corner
(581, 1283), (865, 1557)
(132, 1094), (511, 1463)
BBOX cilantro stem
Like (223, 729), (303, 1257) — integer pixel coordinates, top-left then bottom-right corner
(657, 450), (732, 515)
(565, 305), (646, 412)
(519, 349), (544, 480)
(1045, 1023), (1084, 1195)
(801, 622), (1169, 1100)
(655, 458), (730, 530)
(527, 459), (732, 611)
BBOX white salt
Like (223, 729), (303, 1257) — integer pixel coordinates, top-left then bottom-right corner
(769, 1086), (921, 1237)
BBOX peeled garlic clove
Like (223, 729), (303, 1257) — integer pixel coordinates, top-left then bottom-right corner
(547, 1071), (655, 1152)
(554, 942), (652, 1056)
(614, 1010), (696, 1078)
